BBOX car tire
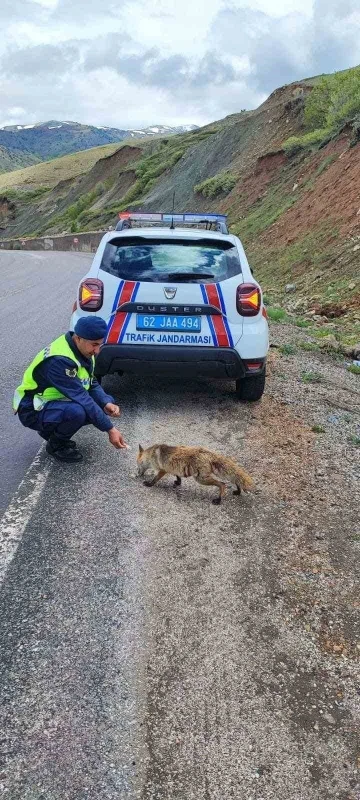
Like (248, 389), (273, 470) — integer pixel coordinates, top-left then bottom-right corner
(235, 371), (265, 402)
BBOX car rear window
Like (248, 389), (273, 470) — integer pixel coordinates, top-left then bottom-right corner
(99, 237), (241, 283)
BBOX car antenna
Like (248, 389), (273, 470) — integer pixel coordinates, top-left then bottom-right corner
(170, 190), (175, 229)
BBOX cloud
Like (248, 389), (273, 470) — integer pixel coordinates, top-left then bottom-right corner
(84, 35), (242, 97)
(0, 0), (41, 21)
(314, 0), (359, 19)
(311, 0), (360, 74)
(209, 7), (309, 95)
(0, 0), (360, 130)
(210, 1), (360, 98)
(2, 42), (81, 77)
(53, 0), (125, 20)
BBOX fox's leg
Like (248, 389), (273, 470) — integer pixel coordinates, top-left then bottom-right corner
(233, 484), (241, 496)
(195, 475), (226, 505)
(173, 476), (182, 488)
(144, 470), (166, 487)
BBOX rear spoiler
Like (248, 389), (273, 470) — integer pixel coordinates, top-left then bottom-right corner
(115, 211), (229, 235)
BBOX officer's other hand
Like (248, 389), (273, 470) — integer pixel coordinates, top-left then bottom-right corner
(105, 403), (121, 417)
(108, 427), (128, 449)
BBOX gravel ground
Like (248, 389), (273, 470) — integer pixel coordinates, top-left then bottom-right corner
(0, 321), (359, 800)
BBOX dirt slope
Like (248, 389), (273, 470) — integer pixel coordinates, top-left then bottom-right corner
(0, 80), (309, 238)
(1, 71), (360, 322)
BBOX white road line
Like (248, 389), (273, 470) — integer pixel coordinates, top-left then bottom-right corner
(0, 447), (50, 585)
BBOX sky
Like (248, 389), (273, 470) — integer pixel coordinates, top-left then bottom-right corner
(1, 0), (360, 130)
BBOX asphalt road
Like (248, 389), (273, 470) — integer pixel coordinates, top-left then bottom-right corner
(0, 250), (92, 516)
(0, 253), (358, 799)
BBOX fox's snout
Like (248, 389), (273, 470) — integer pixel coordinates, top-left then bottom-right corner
(136, 444), (149, 476)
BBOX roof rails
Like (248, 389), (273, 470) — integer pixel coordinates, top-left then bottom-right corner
(115, 211), (229, 235)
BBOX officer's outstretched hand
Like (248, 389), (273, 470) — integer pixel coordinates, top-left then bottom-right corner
(108, 428), (128, 450)
(104, 403), (121, 417)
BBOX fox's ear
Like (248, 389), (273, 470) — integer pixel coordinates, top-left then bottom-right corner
(138, 444), (144, 454)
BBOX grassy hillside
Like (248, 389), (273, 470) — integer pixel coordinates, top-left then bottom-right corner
(1, 66), (360, 333)
(0, 129), (215, 238)
(0, 146), (41, 174)
(0, 141), (129, 191)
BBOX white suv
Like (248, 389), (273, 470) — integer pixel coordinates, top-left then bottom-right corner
(70, 212), (269, 401)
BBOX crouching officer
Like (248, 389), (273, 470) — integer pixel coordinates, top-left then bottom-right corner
(13, 316), (128, 463)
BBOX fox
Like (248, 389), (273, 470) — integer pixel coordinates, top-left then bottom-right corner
(136, 443), (254, 505)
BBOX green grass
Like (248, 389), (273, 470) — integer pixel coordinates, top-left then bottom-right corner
(301, 371), (323, 383)
(295, 318), (312, 328)
(314, 327), (336, 338)
(247, 222), (339, 299)
(267, 307), (288, 322)
(46, 183), (106, 232)
(348, 434), (360, 446)
(299, 341), (320, 352)
(283, 67), (360, 157)
(347, 364), (360, 375)
(314, 154), (338, 177)
(4, 185), (50, 202)
(283, 128), (333, 156)
(194, 171), (237, 198)
(233, 192), (297, 242)
(0, 142), (126, 191)
(279, 344), (297, 355)
(312, 424), (326, 433)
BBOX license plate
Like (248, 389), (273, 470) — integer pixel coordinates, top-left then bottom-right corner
(136, 314), (201, 332)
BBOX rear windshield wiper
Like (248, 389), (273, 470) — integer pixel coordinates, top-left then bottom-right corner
(167, 272), (215, 281)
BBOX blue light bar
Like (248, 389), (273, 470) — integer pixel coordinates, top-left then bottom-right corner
(163, 213), (227, 224)
(119, 211), (227, 222)
(117, 211), (228, 233)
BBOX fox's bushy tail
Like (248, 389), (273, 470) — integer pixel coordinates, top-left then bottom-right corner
(212, 456), (254, 491)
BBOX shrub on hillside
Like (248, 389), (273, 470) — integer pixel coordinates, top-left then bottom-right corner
(304, 78), (333, 130)
(283, 128), (333, 156)
(284, 66), (360, 156)
(194, 171), (237, 198)
(305, 67), (360, 130)
(65, 184), (103, 223)
(351, 113), (360, 145)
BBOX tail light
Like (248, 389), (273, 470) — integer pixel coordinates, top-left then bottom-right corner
(245, 361), (263, 371)
(236, 283), (261, 317)
(79, 279), (103, 311)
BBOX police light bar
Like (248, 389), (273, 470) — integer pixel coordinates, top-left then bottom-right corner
(118, 211), (227, 224)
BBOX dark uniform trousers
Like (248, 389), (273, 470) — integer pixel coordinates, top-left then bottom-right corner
(18, 399), (91, 441)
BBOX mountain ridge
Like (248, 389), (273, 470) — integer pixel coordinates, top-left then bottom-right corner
(0, 120), (198, 172)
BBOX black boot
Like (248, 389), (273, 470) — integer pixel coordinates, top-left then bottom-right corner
(39, 432), (76, 448)
(46, 436), (83, 463)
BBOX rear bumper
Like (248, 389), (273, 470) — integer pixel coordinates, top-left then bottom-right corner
(95, 344), (266, 380)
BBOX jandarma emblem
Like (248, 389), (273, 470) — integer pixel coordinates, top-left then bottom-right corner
(164, 287), (177, 299)
(65, 368), (77, 377)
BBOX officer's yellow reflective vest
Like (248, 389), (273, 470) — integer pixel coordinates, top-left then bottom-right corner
(13, 334), (95, 412)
